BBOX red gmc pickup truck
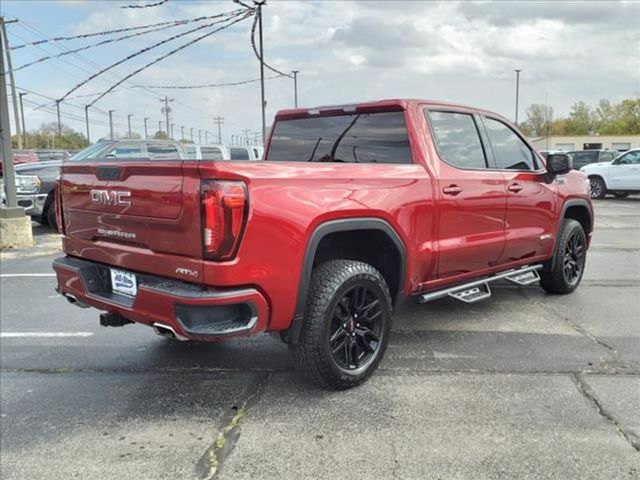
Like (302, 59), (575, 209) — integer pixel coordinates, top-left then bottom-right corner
(53, 99), (593, 389)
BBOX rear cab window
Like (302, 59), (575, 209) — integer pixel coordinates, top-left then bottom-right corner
(266, 111), (413, 164)
(146, 143), (180, 160)
(230, 148), (250, 160)
(200, 147), (224, 161)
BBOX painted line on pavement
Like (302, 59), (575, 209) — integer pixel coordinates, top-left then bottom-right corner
(1, 273), (56, 278)
(1, 332), (93, 338)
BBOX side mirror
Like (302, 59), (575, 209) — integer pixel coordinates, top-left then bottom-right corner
(546, 153), (572, 176)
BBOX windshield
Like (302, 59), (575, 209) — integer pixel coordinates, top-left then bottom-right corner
(69, 142), (109, 161)
(267, 111), (413, 164)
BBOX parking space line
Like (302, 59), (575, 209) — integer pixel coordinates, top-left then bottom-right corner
(1, 274), (56, 278)
(1, 332), (93, 338)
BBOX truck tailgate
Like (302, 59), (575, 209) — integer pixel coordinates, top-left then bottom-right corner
(60, 161), (203, 278)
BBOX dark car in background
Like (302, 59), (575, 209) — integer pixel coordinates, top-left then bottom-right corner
(567, 149), (617, 170)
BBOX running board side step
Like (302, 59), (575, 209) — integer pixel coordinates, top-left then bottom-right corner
(418, 265), (543, 304)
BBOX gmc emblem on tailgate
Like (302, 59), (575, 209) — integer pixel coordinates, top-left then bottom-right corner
(90, 189), (131, 207)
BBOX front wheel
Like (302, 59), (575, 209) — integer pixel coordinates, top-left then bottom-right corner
(291, 260), (392, 390)
(540, 219), (587, 294)
(589, 177), (606, 199)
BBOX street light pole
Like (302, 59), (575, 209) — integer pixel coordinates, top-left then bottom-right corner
(18, 92), (27, 148)
(158, 120), (162, 138)
(1, 16), (22, 149)
(514, 69), (522, 125)
(84, 105), (90, 144)
(292, 70), (299, 108)
(198, 129), (202, 144)
(190, 127), (194, 142)
(144, 117), (149, 139)
(171, 123), (175, 140)
(56, 100), (62, 139)
(181, 125), (184, 141)
(127, 114), (133, 138)
(255, 1), (267, 144)
(108, 110), (115, 140)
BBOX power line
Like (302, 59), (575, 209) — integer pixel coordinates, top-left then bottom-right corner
(121, 0), (169, 8)
(250, 11), (291, 78)
(134, 73), (285, 89)
(13, 16), (218, 72)
(60, 8), (247, 102)
(87, 10), (254, 107)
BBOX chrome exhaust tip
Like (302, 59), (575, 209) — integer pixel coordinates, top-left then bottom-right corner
(152, 323), (188, 341)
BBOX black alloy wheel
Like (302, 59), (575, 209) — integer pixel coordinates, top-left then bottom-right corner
(329, 284), (383, 370)
(562, 229), (586, 286)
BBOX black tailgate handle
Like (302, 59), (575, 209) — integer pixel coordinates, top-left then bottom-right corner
(96, 166), (122, 181)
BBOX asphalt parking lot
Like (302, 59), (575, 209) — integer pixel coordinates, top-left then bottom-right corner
(1, 199), (639, 480)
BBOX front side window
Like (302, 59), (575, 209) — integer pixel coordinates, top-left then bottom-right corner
(146, 144), (179, 160)
(617, 150), (640, 165)
(230, 148), (250, 160)
(427, 111), (487, 169)
(200, 147), (224, 161)
(267, 111), (413, 164)
(105, 144), (142, 158)
(484, 117), (537, 171)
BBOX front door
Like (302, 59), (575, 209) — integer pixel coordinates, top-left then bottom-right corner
(481, 116), (558, 264)
(610, 150), (640, 190)
(426, 110), (508, 279)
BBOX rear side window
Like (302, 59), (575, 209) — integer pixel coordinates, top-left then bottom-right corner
(484, 117), (537, 171)
(600, 151), (615, 162)
(200, 147), (224, 161)
(230, 148), (250, 160)
(147, 144), (179, 160)
(267, 111), (413, 164)
(427, 111), (487, 169)
(185, 146), (197, 160)
(571, 151), (597, 167)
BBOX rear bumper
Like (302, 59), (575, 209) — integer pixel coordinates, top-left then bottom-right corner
(53, 256), (269, 341)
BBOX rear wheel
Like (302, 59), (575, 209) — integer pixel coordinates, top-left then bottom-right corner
(46, 203), (58, 232)
(589, 177), (606, 199)
(291, 260), (392, 390)
(540, 219), (587, 294)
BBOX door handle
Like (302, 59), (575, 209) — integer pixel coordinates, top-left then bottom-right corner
(442, 185), (463, 196)
(507, 183), (523, 193)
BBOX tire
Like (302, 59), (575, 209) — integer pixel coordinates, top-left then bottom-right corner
(291, 260), (392, 390)
(589, 177), (606, 199)
(540, 219), (587, 294)
(613, 192), (629, 198)
(46, 202), (58, 232)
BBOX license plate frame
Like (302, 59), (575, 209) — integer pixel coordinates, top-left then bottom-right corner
(109, 268), (137, 297)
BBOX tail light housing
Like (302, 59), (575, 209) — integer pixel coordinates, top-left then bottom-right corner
(201, 180), (248, 261)
(54, 177), (65, 234)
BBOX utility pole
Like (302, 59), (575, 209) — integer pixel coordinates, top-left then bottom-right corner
(84, 105), (90, 144)
(55, 100), (62, 139)
(255, 1), (267, 143)
(292, 70), (299, 108)
(127, 114), (133, 138)
(205, 130), (208, 144)
(1, 16), (22, 149)
(213, 116), (224, 144)
(181, 125), (184, 141)
(170, 123), (175, 140)
(158, 120), (162, 137)
(253, 132), (260, 145)
(514, 69), (522, 125)
(231, 134), (235, 146)
(144, 117), (149, 139)
(160, 96), (173, 137)
(242, 128), (251, 146)
(190, 127), (194, 142)
(108, 110), (115, 140)
(1, 16), (18, 208)
(198, 129), (202, 144)
(18, 92), (27, 147)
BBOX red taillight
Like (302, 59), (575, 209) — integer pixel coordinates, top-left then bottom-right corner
(201, 180), (248, 261)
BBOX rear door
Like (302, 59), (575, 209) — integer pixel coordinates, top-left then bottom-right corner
(60, 142), (203, 275)
(481, 116), (557, 264)
(426, 109), (508, 279)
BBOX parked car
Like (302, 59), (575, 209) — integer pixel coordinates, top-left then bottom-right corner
(567, 149), (617, 170)
(581, 148), (640, 198)
(230, 146), (261, 161)
(34, 149), (70, 162)
(0, 149), (38, 176)
(537, 150), (565, 159)
(6, 160), (62, 229)
(184, 144), (230, 161)
(53, 99), (593, 389)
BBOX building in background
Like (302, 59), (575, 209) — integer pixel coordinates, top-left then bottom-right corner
(528, 135), (640, 153)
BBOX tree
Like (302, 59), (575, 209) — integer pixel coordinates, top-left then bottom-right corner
(524, 104), (554, 136)
(153, 130), (168, 140)
(12, 122), (89, 149)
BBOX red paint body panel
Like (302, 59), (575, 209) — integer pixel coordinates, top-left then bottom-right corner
(54, 99), (593, 341)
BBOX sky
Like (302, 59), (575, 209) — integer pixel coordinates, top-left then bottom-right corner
(2, 0), (639, 144)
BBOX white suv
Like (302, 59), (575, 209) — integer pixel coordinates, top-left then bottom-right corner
(581, 148), (640, 199)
